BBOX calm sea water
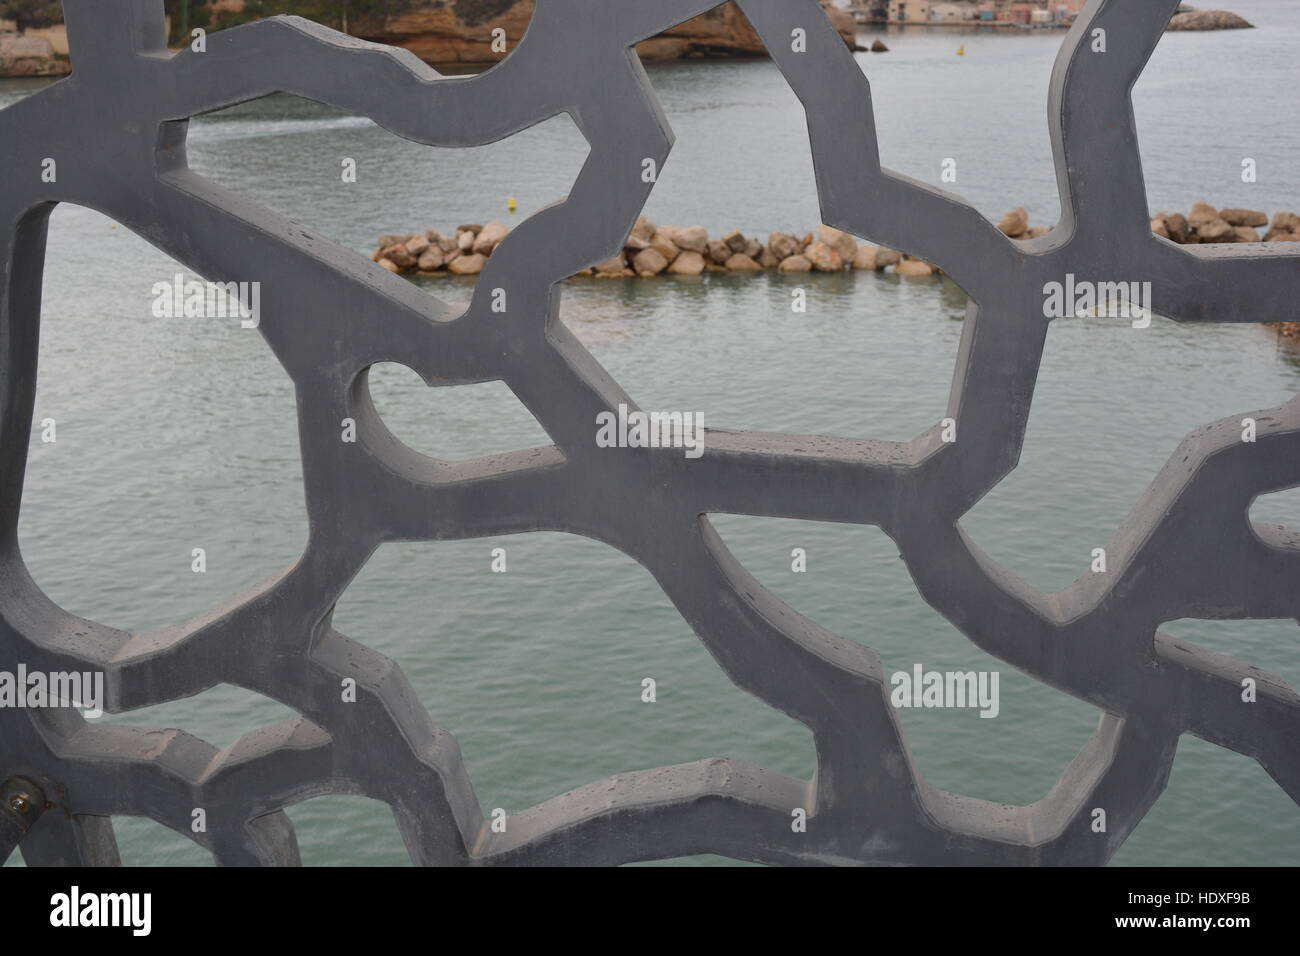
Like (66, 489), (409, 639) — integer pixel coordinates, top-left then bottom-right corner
(3, 0), (1298, 866)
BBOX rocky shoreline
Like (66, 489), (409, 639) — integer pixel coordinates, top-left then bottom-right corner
(1167, 9), (1253, 30)
(371, 202), (1300, 336)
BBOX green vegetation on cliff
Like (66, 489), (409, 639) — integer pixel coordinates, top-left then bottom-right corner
(0, 0), (62, 32)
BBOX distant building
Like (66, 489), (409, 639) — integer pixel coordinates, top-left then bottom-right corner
(890, 0), (932, 22)
(998, 2), (1038, 24)
(868, 0), (1079, 25)
(1050, 0), (1087, 20)
(850, 3), (890, 22)
(996, 0), (1084, 24)
(930, 3), (977, 22)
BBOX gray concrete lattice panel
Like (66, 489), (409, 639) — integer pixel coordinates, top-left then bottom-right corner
(0, 0), (1296, 866)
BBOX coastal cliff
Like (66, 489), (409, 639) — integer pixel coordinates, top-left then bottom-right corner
(0, 35), (68, 77)
(347, 0), (863, 64)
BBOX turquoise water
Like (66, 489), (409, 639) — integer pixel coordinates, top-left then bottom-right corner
(3, 0), (1298, 865)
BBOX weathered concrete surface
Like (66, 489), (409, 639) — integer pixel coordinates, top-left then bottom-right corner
(0, 0), (1296, 867)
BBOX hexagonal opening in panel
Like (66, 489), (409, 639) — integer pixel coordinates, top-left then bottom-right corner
(566, 52), (966, 443)
(960, 316), (1300, 595)
(563, 264), (969, 441)
(18, 204), (308, 635)
(88, 683), (301, 750)
(330, 532), (814, 824)
(637, 13), (1064, 233)
(706, 515), (1100, 807)
(286, 795), (411, 867)
(364, 363), (551, 461)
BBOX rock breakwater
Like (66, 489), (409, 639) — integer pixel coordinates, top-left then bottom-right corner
(372, 202), (1300, 334)
(370, 217), (936, 279)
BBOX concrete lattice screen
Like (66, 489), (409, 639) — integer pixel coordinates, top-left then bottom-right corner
(1, 0), (1297, 866)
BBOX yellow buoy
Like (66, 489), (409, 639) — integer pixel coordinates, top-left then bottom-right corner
(507, 197), (517, 213)
(956, 45), (965, 55)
